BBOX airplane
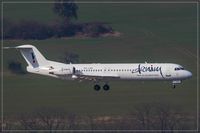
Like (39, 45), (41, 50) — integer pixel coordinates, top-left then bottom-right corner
(4, 45), (192, 91)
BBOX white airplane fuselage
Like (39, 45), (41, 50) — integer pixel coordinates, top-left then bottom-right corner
(28, 62), (192, 81)
(5, 45), (192, 90)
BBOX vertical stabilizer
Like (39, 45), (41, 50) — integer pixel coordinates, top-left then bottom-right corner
(16, 45), (48, 68)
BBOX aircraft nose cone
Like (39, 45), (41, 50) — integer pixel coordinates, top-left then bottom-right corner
(187, 71), (192, 78)
(183, 70), (192, 79)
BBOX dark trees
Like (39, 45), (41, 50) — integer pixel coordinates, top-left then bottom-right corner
(8, 61), (26, 74)
(2, 0), (114, 40)
(4, 20), (54, 40)
(53, 0), (78, 23)
(64, 52), (79, 64)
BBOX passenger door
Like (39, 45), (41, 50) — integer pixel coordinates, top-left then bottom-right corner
(164, 67), (172, 79)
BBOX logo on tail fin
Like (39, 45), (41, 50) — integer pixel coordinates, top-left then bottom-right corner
(31, 52), (36, 63)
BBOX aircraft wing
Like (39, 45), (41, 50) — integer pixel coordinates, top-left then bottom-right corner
(75, 73), (120, 81)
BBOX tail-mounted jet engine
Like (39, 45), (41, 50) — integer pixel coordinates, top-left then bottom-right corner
(49, 67), (74, 75)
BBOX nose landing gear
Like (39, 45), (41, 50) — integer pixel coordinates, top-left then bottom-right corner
(172, 80), (181, 89)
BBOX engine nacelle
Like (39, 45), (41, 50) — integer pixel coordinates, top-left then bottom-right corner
(49, 67), (73, 75)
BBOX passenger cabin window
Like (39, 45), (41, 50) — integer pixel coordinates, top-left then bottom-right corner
(175, 67), (184, 71)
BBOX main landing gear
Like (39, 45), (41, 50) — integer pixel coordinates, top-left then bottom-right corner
(94, 84), (101, 91)
(93, 84), (110, 91)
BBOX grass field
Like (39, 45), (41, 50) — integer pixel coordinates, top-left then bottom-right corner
(2, 2), (198, 128)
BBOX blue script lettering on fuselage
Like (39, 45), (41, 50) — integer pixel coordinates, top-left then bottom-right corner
(132, 64), (162, 74)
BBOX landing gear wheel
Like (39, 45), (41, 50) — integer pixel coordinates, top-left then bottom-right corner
(173, 84), (176, 89)
(94, 84), (101, 91)
(103, 84), (110, 91)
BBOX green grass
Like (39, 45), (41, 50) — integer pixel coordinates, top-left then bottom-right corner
(2, 2), (198, 127)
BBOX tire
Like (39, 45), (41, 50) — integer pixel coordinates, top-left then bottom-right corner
(94, 84), (101, 91)
(103, 84), (110, 91)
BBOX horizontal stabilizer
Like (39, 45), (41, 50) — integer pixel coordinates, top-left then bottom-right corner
(6, 44), (49, 68)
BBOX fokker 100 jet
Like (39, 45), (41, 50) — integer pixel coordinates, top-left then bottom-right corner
(4, 45), (192, 91)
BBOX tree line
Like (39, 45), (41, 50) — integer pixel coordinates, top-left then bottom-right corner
(2, 103), (195, 131)
(2, 0), (114, 40)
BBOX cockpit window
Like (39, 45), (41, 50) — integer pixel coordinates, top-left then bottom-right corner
(175, 67), (184, 71)
(175, 68), (180, 71)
